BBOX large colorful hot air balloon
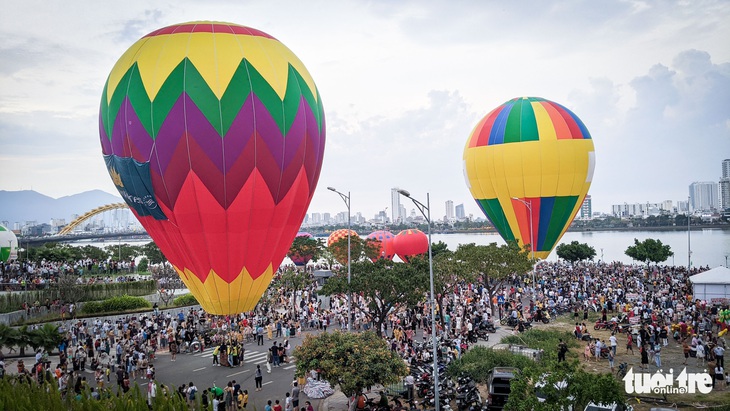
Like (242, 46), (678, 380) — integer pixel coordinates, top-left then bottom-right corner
(327, 229), (358, 264)
(99, 22), (326, 314)
(0, 225), (18, 261)
(366, 230), (395, 261)
(393, 229), (428, 262)
(463, 97), (595, 259)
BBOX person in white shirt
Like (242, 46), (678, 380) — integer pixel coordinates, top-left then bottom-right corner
(609, 334), (618, 356)
(147, 377), (157, 406)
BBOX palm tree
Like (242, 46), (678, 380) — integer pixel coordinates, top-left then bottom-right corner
(31, 323), (63, 354)
(0, 324), (13, 353)
(12, 325), (33, 357)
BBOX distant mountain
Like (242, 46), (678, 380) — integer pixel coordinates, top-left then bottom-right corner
(0, 190), (122, 225)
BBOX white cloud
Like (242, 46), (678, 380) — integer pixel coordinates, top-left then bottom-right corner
(0, 0), (729, 219)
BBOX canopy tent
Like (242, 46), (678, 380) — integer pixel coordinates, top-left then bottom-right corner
(689, 266), (730, 303)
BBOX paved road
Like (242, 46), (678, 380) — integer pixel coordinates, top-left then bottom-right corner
(149, 339), (313, 410)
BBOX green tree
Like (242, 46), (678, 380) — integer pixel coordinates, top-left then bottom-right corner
(432, 250), (477, 326)
(141, 241), (167, 265)
(294, 331), (408, 397)
(328, 236), (379, 264)
(29, 323), (64, 354)
(287, 236), (323, 266)
(555, 241), (596, 262)
(277, 267), (313, 319)
(505, 357), (625, 411)
(57, 273), (86, 306)
(77, 245), (108, 261)
(320, 259), (429, 337)
(430, 241), (450, 259)
(624, 238), (673, 266)
(454, 242), (532, 315)
(104, 243), (141, 262)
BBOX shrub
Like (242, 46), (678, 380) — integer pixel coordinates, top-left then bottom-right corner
(173, 294), (198, 306)
(448, 345), (535, 383)
(502, 328), (577, 355)
(80, 295), (150, 315)
(0, 375), (190, 410)
(137, 258), (149, 272)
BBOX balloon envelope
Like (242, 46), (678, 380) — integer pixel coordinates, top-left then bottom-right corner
(463, 97), (594, 259)
(366, 230), (395, 262)
(393, 229), (428, 262)
(0, 225), (18, 261)
(99, 22), (326, 314)
(327, 229), (358, 264)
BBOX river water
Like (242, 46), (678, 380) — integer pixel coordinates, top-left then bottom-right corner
(431, 229), (730, 268)
(70, 228), (730, 269)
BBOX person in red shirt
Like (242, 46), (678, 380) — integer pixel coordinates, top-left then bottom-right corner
(273, 399), (283, 411)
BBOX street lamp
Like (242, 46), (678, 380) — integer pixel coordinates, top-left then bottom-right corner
(327, 187), (352, 331)
(511, 197), (536, 289)
(687, 196), (691, 270)
(396, 189), (440, 411)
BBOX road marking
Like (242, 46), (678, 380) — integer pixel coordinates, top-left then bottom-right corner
(263, 381), (273, 386)
(226, 370), (249, 377)
(193, 367), (206, 372)
(284, 365), (296, 370)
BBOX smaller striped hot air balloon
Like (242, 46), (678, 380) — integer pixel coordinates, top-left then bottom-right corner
(366, 230), (396, 262)
(463, 97), (595, 260)
(328, 229), (358, 264)
(0, 225), (18, 261)
(393, 229), (428, 262)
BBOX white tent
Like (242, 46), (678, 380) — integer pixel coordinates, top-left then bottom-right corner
(689, 266), (730, 303)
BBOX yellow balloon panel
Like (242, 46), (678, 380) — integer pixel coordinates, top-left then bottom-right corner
(175, 265), (274, 314)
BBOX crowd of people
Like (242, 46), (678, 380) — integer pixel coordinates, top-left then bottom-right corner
(2, 259), (730, 406)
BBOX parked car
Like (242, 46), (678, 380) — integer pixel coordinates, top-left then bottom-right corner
(486, 367), (519, 411)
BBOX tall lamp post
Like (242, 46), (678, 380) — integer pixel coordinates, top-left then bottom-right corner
(396, 189), (439, 411)
(327, 187), (352, 331)
(687, 196), (692, 270)
(511, 197), (536, 288)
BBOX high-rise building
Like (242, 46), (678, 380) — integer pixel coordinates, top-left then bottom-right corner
(580, 195), (592, 219)
(689, 182), (719, 211)
(721, 159), (730, 210)
(721, 178), (730, 210)
(455, 204), (465, 219)
(391, 188), (401, 224)
(445, 200), (454, 220)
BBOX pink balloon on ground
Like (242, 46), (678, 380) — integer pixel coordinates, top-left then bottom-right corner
(367, 230), (396, 261)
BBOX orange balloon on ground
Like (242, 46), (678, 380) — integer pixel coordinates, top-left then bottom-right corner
(327, 229), (358, 264)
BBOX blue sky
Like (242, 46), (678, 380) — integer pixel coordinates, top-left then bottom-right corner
(0, 0), (728, 220)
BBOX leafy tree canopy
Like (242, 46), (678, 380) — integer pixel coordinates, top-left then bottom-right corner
(287, 236), (323, 266)
(328, 236), (380, 264)
(294, 331), (408, 397)
(320, 259), (429, 337)
(555, 241), (596, 262)
(624, 238), (673, 266)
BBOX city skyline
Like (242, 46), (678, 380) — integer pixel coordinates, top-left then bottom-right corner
(1, 2), (729, 220)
